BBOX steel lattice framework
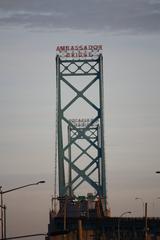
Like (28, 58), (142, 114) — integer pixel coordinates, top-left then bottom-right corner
(56, 54), (107, 209)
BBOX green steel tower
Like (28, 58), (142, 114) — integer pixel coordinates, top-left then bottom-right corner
(55, 50), (107, 210)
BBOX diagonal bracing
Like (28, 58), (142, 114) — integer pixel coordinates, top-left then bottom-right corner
(56, 55), (107, 209)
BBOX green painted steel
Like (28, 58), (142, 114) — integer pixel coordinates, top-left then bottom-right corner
(56, 54), (107, 209)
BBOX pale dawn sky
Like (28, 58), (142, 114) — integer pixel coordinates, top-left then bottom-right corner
(0, 0), (160, 238)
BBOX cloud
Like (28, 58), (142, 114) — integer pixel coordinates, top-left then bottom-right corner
(0, 0), (160, 33)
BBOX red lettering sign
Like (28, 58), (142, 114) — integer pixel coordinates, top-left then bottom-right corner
(56, 44), (103, 59)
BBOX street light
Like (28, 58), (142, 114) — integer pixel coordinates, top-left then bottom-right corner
(135, 197), (144, 217)
(155, 171), (160, 174)
(0, 180), (45, 240)
(118, 211), (132, 240)
(0, 205), (6, 240)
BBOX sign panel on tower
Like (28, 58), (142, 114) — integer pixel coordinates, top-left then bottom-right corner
(56, 44), (103, 59)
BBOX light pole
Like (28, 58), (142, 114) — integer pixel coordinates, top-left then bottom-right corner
(144, 202), (148, 240)
(118, 211), (132, 240)
(135, 197), (144, 217)
(0, 205), (6, 240)
(0, 180), (45, 240)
